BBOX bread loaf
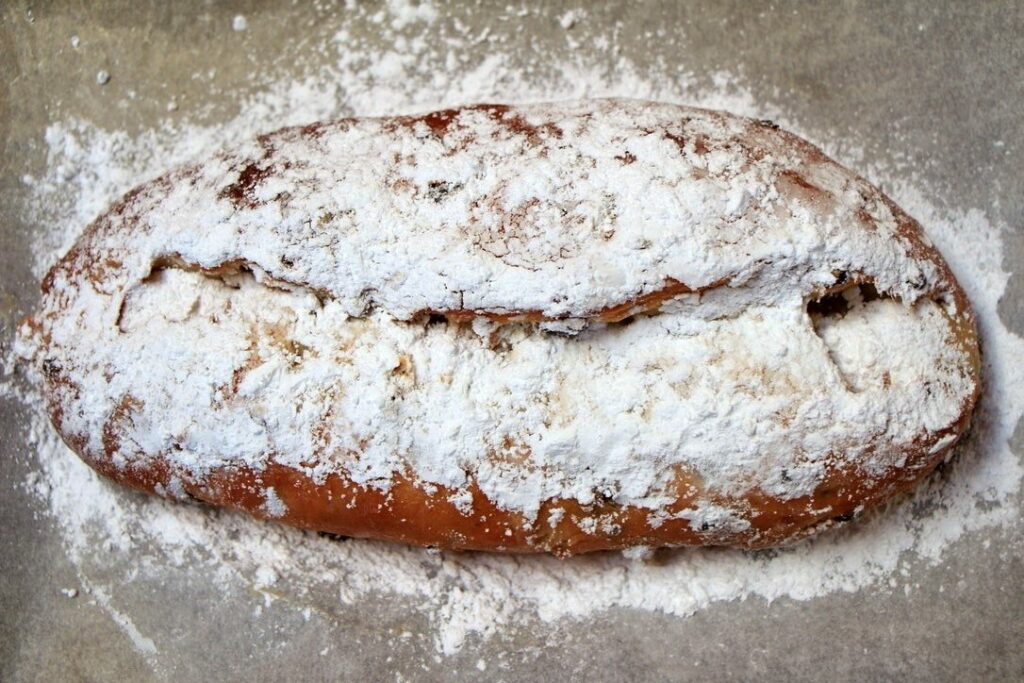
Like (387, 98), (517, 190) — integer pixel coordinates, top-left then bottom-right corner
(23, 99), (981, 555)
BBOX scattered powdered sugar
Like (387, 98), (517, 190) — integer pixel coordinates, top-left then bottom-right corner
(5, 3), (1023, 659)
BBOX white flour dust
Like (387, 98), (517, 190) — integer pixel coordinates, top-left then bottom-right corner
(6, 1), (1023, 658)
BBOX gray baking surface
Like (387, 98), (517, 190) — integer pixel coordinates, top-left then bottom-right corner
(1, 2), (1021, 681)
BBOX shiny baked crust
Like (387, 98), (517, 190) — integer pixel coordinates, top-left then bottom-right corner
(23, 100), (981, 555)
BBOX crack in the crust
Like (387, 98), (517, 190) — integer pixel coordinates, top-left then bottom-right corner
(120, 253), (726, 331)
(806, 276), (892, 394)
(807, 274), (883, 319)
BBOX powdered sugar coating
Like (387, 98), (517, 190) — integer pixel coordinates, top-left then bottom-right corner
(61, 100), (952, 320)
(25, 99), (979, 543)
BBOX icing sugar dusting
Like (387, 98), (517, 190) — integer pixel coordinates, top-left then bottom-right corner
(5, 2), (1022, 659)
(27, 97), (975, 542)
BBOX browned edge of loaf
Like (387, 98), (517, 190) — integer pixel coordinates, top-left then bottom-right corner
(53, 396), (977, 557)
(31, 103), (983, 556)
